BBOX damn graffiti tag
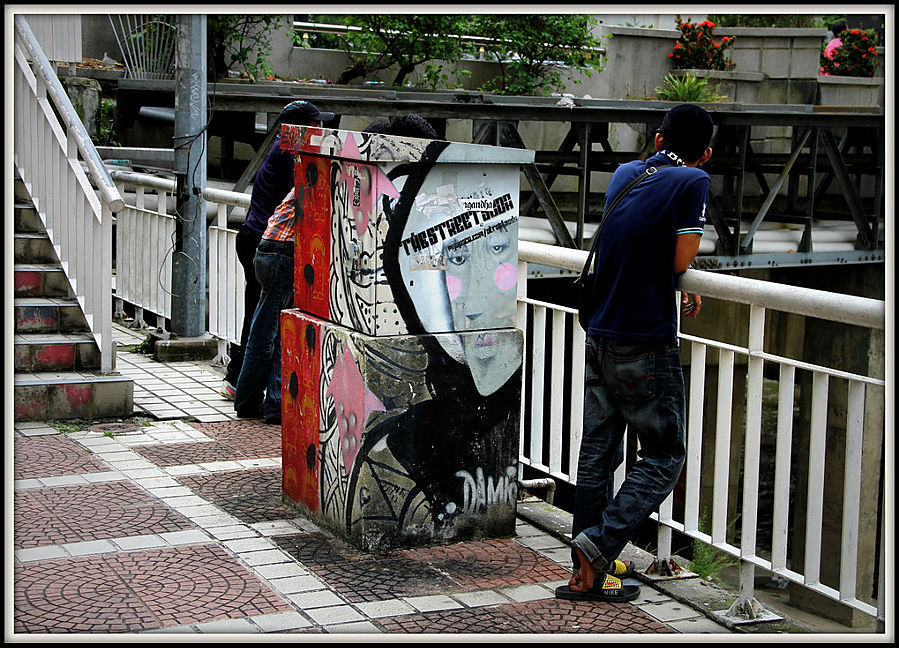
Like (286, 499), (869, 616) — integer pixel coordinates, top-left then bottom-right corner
(454, 465), (519, 515)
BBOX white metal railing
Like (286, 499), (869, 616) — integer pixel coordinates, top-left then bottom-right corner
(107, 170), (249, 361)
(13, 15), (124, 374)
(517, 239), (887, 625)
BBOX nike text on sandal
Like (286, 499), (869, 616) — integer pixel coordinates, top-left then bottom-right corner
(555, 574), (640, 603)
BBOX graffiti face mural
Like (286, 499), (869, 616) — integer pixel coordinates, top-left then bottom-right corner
(280, 126), (533, 549)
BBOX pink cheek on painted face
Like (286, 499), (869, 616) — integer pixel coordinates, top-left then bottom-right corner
(446, 274), (462, 301)
(494, 263), (517, 292)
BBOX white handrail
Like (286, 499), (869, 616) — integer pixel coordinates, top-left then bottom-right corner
(15, 16), (124, 213)
(519, 240), (886, 330)
(13, 15), (120, 374)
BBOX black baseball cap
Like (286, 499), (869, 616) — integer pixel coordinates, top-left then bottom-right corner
(658, 104), (714, 163)
(280, 100), (335, 125)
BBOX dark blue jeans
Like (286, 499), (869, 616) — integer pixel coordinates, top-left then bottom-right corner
(571, 336), (686, 572)
(224, 224), (263, 386)
(234, 239), (294, 420)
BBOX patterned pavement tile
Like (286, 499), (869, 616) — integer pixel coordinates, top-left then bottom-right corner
(14, 545), (295, 633)
(408, 539), (571, 589)
(374, 597), (677, 634)
(272, 533), (569, 604)
(133, 420), (281, 466)
(14, 435), (110, 480)
(177, 468), (298, 524)
(14, 481), (195, 549)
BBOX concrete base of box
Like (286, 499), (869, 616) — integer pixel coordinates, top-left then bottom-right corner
(280, 309), (523, 552)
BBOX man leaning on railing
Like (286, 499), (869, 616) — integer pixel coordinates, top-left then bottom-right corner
(556, 104), (713, 603)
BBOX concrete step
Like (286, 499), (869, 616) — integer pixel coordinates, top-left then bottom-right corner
(14, 371), (133, 421)
(14, 297), (90, 334)
(14, 177), (32, 202)
(14, 201), (45, 234)
(14, 233), (57, 264)
(14, 332), (101, 372)
(15, 263), (72, 298)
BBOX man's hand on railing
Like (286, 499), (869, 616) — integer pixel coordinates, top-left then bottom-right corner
(681, 292), (702, 318)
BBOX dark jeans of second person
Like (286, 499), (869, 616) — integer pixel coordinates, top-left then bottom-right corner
(224, 224), (264, 386)
(570, 335), (686, 573)
(234, 239), (294, 420)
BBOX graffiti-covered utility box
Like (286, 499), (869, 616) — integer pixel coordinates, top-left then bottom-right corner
(281, 309), (523, 550)
(281, 125), (534, 337)
(280, 125), (533, 550)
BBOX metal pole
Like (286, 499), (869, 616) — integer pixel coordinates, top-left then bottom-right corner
(171, 14), (207, 337)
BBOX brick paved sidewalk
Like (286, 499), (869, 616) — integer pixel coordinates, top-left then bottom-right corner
(9, 325), (732, 636)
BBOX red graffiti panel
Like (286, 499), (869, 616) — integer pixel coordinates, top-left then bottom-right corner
(294, 154), (332, 321)
(281, 311), (322, 512)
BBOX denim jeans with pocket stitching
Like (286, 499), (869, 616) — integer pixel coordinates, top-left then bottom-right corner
(570, 335), (686, 572)
(234, 239), (294, 420)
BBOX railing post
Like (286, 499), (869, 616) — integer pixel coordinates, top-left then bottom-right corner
(718, 306), (782, 623)
(516, 260), (529, 476)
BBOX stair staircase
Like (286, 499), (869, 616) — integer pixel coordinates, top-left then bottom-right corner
(13, 178), (133, 421)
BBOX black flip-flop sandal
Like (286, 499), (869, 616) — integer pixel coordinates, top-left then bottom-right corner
(555, 574), (640, 603)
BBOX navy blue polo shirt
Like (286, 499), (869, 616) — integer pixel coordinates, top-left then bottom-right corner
(587, 152), (710, 344)
(244, 134), (297, 234)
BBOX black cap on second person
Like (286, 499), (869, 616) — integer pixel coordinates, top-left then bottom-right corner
(280, 100), (335, 125)
(657, 104), (714, 162)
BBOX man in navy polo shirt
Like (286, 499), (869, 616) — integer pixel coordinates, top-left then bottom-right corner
(556, 104), (712, 603)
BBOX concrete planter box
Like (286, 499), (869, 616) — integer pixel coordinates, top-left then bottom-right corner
(715, 27), (828, 79)
(670, 68), (818, 107)
(817, 74), (885, 107)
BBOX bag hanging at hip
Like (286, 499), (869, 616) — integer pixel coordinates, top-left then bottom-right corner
(575, 166), (657, 331)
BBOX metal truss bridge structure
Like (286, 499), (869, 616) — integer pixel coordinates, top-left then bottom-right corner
(115, 80), (886, 272)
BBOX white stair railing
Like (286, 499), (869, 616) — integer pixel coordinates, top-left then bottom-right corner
(13, 15), (124, 374)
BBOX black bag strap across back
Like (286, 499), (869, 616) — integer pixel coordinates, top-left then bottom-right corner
(577, 165), (658, 286)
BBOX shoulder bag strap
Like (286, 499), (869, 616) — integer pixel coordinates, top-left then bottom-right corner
(577, 166), (657, 284)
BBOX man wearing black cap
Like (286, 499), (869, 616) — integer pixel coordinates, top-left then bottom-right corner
(556, 104), (712, 603)
(222, 100), (334, 402)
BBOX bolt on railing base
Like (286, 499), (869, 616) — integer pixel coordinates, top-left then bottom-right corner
(212, 339), (230, 366)
(712, 596), (783, 625)
(643, 558), (697, 581)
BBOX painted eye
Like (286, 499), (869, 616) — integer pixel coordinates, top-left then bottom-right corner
(448, 250), (470, 266)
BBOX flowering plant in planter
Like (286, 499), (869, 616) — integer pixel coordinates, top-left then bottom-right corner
(819, 28), (880, 77)
(669, 16), (735, 71)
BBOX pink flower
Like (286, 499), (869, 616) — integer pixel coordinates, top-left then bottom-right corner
(824, 37), (842, 59)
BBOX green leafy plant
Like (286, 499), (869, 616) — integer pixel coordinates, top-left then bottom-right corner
(654, 72), (729, 102)
(706, 14), (819, 28)
(96, 98), (119, 147)
(690, 512), (739, 580)
(333, 15), (471, 87)
(819, 28), (880, 77)
(471, 14), (604, 96)
(416, 62), (471, 90)
(669, 16), (735, 71)
(208, 15), (284, 81)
